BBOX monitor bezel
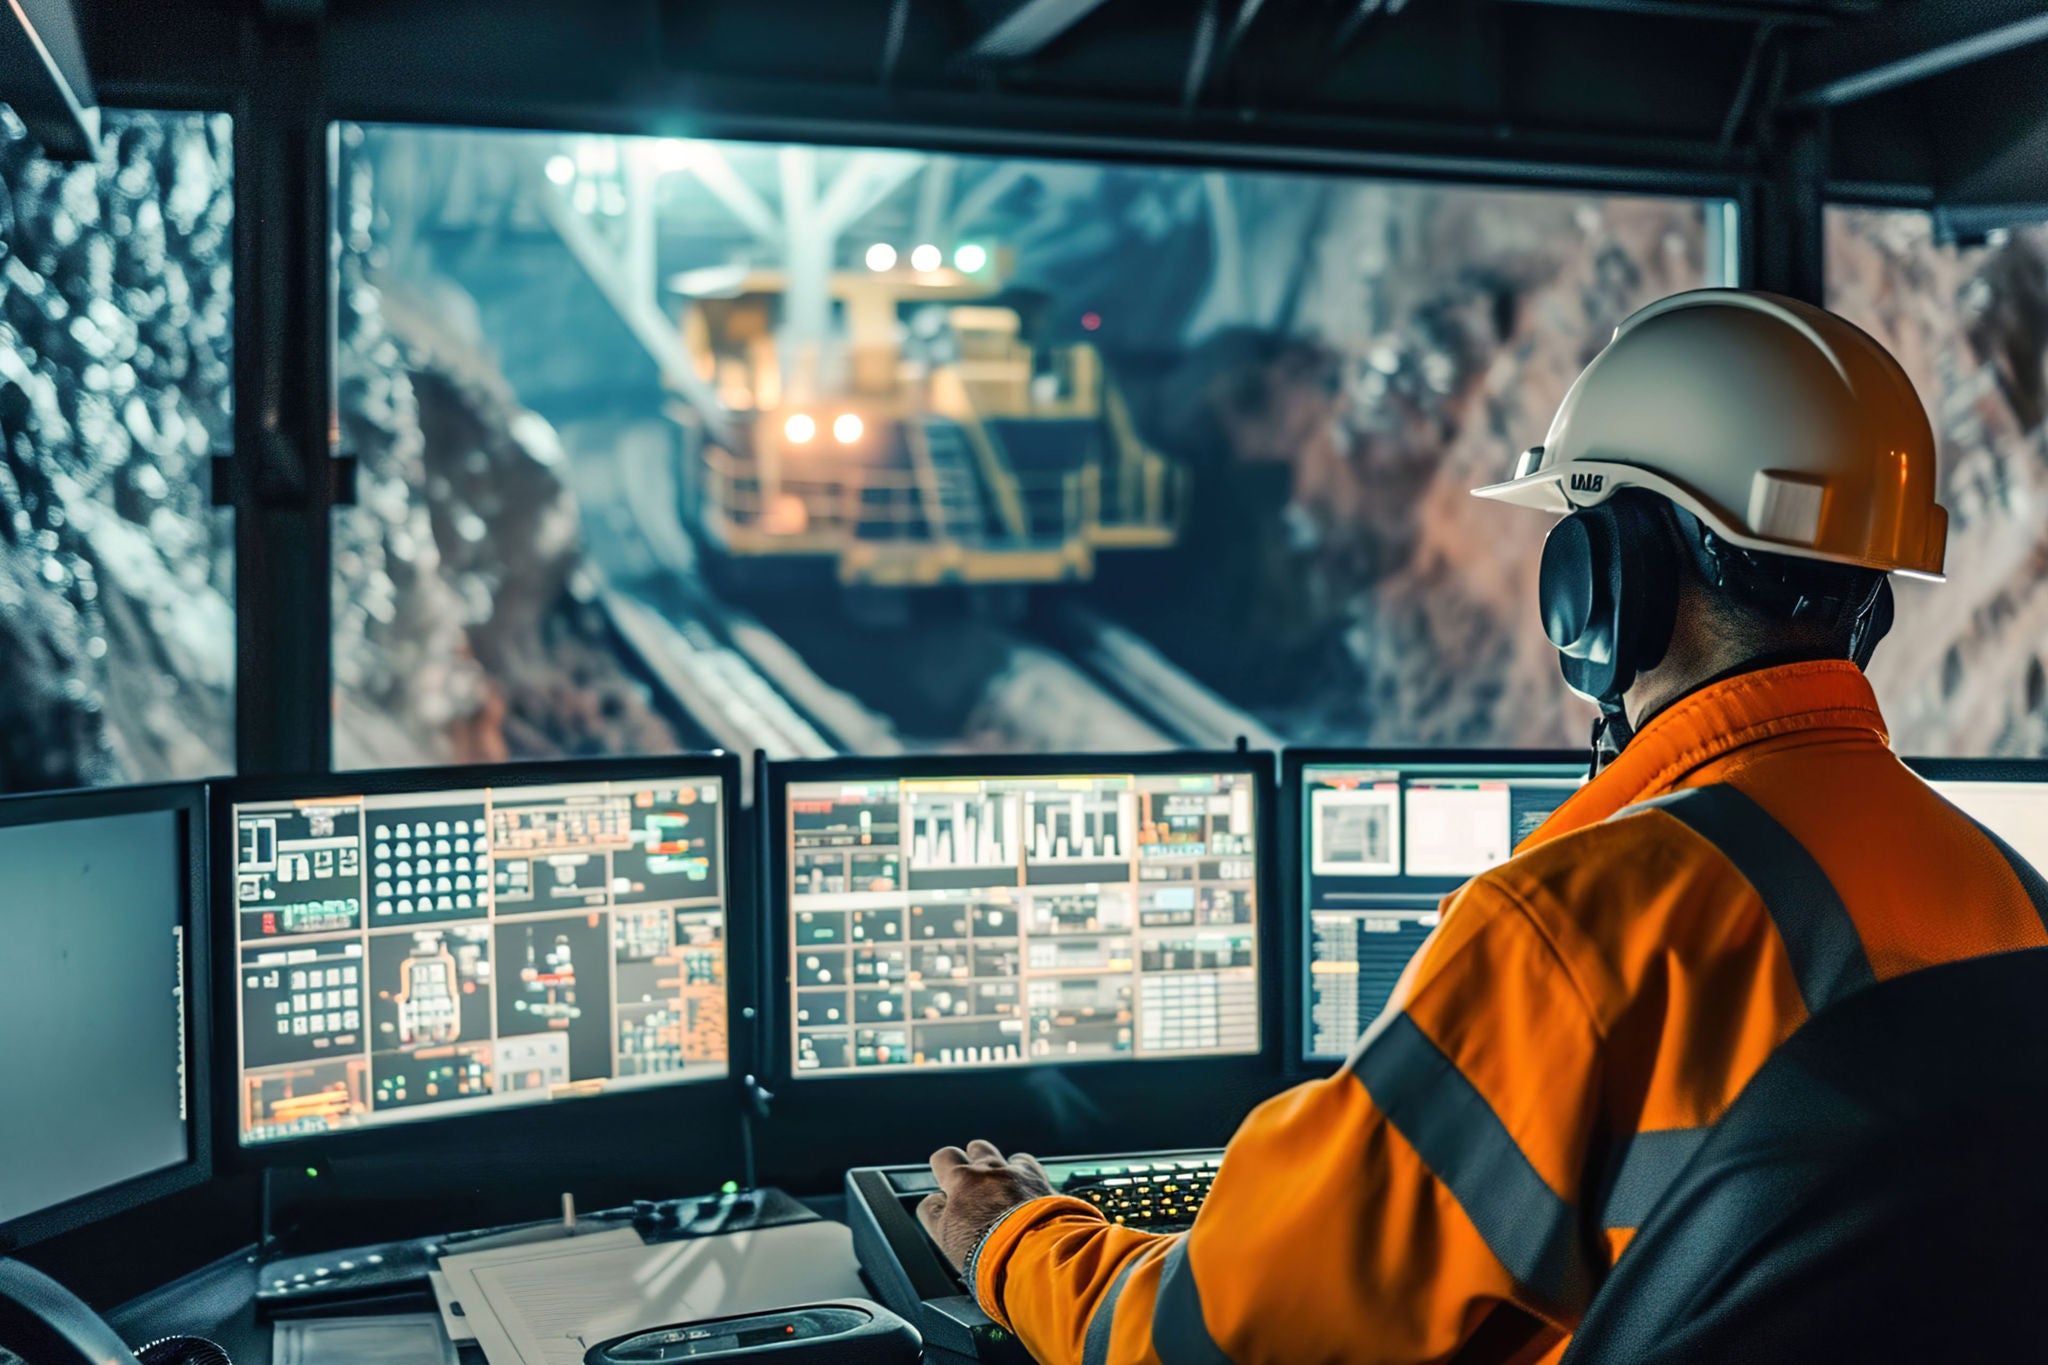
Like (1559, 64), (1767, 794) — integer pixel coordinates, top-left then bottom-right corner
(761, 748), (1282, 1089)
(0, 781), (213, 1249)
(1281, 748), (1587, 1069)
(1903, 757), (2048, 784)
(210, 753), (748, 1166)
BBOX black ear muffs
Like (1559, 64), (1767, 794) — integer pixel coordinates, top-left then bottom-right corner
(1537, 491), (1681, 709)
(1849, 575), (1894, 670)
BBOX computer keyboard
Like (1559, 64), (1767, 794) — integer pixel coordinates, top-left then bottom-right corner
(1057, 1155), (1222, 1232)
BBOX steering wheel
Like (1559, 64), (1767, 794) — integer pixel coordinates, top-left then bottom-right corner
(0, 1260), (227, 1365)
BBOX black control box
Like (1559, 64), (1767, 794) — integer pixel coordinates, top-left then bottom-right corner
(845, 1148), (1223, 1365)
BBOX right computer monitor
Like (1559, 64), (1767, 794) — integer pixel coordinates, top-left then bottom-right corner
(1907, 758), (2048, 873)
(1292, 751), (1584, 1062)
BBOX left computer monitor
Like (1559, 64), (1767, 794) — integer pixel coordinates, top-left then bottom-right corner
(1290, 752), (1584, 1063)
(0, 783), (209, 1244)
(220, 757), (739, 1150)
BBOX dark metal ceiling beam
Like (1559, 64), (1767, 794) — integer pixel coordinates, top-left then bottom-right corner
(1498, 0), (1862, 26)
(1182, 0), (1220, 109)
(965, 0), (1115, 62)
(1790, 0), (2048, 108)
(0, 0), (98, 160)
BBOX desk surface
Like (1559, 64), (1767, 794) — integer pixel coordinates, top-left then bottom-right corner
(106, 1195), (853, 1365)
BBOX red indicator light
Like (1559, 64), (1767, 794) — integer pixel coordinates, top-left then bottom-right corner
(1081, 312), (1102, 331)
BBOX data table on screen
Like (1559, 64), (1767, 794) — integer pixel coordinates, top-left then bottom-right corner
(785, 768), (1262, 1075)
(228, 774), (730, 1145)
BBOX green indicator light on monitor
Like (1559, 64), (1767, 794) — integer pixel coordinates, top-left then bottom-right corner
(722, 1180), (739, 1194)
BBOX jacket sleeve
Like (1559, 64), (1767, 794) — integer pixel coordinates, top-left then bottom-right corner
(971, 874), (1608, 1365)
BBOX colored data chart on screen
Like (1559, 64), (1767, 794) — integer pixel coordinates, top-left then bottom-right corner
(230, 775), (728, 1145)
(787, 768), (1262, 1075)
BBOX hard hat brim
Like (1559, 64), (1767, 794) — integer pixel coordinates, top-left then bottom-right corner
(1472, 463), (1947, 582)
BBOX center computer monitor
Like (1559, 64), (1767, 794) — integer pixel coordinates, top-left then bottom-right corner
(0, 783), (209, 1244)
(219, 757), (740, 1149)
(769, 753), (1272, 1077)
(1289, 751), (1585, 1062)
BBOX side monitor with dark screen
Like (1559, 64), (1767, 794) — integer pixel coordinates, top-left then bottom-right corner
(0, 784), (208, 1243)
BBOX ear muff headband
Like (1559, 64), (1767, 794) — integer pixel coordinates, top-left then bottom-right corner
(1675, 505), (1895, 670)
(1537, 491), (1681, 709)
(1850, 576), (1894, 670)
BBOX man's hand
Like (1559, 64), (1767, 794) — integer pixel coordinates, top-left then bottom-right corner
(918, 1139), (1055, 1272)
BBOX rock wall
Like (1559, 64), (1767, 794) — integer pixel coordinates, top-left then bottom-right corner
(1113, 184), (1713, 748)
(0, 110), (235, 792)
(0, 111), (683, 791)
(1830, 209), (2048, 756)
(331, 135), (685, 769)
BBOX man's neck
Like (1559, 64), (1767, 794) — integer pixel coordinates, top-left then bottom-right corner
(1624, 647), (1844, 734)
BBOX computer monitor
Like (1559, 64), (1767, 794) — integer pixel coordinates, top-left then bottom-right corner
(1907, 758), (2048, 873)
(0, 783), (210, 1244)
(770, 754), (1271, 1077)
(219, 757), (740, 1149)
(1289, 751), (1585, 1062)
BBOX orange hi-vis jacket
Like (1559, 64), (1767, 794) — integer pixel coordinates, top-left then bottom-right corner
(968, 660), (2048, 1365)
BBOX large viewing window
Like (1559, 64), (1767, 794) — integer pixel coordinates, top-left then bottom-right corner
(1828, 207), (2048, 756)
(331, 124), (1730, 765)
(0, 110), (235, 793)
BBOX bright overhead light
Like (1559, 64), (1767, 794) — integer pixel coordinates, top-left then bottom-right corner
(544, 155), (576, 186)
(784, 414), (817, 444)
(910, 243), (943, 273)
(650, 138), (695, 173)
(954, 243), (988, 273)
(865, 243), (898, 272)
(833, 413), (864, 445)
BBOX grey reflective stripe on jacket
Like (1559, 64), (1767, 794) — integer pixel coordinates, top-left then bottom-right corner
(1599, 781), (2044, 1230)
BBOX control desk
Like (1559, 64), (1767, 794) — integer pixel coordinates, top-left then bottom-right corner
(23, 752), (2048, 1365)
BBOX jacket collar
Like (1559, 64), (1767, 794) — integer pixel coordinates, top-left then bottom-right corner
(1526, 659), (1890, 847)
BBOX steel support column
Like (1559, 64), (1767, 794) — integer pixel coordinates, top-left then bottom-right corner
(1742, 109), (1827, 306)
(231, 13), (336, 776)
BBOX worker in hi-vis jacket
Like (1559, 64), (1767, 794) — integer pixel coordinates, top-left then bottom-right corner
(917, 290), (2048, 1365)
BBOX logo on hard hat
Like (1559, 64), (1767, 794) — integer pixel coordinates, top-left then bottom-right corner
(1569, 473), (1605, 493)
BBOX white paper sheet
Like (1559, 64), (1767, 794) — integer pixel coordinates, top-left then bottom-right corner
(433, 1221), (865, 1365)
(427, 1269), (477, 1344)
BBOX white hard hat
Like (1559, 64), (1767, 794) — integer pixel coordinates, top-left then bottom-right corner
(1474, 288), (1948, 580)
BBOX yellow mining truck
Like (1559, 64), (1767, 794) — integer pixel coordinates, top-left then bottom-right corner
(671, 252), (1183, 591)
